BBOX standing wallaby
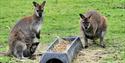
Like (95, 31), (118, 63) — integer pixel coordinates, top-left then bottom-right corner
(79, 10), (107, 48)
(6, 1), (46, 59)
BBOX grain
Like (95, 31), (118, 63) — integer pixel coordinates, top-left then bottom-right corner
(52, 39), (70, 52)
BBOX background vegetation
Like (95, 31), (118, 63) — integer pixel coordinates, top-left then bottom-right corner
(0, 0), (125, 63)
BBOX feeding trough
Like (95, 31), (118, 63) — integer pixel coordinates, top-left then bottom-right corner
(40, 36), (83, 63)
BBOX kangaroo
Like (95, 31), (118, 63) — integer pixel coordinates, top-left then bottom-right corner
(3, 1), (46, 59)
(79, 10), (107, 48)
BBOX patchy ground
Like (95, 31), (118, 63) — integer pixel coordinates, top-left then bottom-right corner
(73, 39), (125, 63)
(73, 46), (108, 63)
(0, 39), (125, 63)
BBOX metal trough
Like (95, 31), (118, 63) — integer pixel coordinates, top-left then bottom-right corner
(40, 36), (83, 63)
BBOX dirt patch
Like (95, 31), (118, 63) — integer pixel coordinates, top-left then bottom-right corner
(73, 46), (108, 63)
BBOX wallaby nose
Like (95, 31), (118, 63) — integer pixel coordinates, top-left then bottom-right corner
(39, 14), (42, 17)
(85, 27), (87, 29)
(39, 12), (42, 17)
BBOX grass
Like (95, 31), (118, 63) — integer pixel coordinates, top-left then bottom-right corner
(0, 0), (125, 63)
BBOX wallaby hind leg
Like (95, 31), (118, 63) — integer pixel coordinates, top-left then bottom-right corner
(14, 41), (27, 59)
(85, 37), (88, 48)
(93, 39), (96, 44)
(100, 31), (106, 48)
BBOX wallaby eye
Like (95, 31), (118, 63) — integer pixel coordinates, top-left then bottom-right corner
(86, 22), (89, 23)
(83, 21), (89, 26)
(36, 10), (39, 12)
(86, 22), (89, 25)
(83, 21), (89, 23)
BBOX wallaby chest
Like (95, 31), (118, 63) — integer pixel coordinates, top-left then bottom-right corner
(83, 27), (101, 39)
(32, 20), (42, 33)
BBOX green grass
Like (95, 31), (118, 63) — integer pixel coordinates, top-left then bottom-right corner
(0, 0), (125, 63)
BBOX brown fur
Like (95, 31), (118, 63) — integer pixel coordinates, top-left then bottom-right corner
(79, 10), (107, 48)
(0, 1), (46, 59)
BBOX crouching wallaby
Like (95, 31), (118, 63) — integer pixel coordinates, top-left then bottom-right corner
(0, 1), (46, 59)
(13, 42), (39, 59)
(79, 10), (107, 48)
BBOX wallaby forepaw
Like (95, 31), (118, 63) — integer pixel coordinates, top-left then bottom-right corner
(100, 44), (105, 48)
(29, 56), (36, 60)
(85, 45), (88, 48)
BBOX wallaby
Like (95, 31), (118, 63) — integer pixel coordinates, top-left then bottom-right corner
(0, 42), (40, 59)
(13, 42), (39, 59)
(22, 42), (39, 58)
(79, 10), (107, 48)
(0, 1), (46, 59)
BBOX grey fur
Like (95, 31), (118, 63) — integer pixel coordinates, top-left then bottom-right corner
(79, 10), (107, 48)
(8, 1), (46, 59)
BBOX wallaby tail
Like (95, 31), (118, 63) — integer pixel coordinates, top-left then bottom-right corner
(0, 51), (11, 56)
(0, 51), (7, 56)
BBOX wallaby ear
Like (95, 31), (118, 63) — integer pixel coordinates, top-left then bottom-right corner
(87, 14), (92, 19)
(41, 1), (46, 8)
(79, 14), (86, 19)
(33, 1), (39, 7)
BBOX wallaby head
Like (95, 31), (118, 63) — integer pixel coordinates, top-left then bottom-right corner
(33, 1), (46, 17)
(79, 14), (91, 30)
